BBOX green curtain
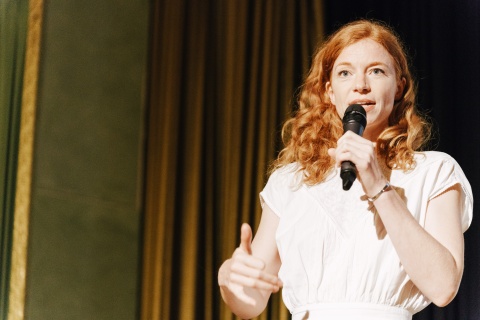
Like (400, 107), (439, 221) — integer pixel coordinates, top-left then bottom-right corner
(141, 0), (324, 319)
(0, 0), (29, 318)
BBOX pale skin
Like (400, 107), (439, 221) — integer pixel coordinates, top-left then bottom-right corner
(218, 38), (465, 318)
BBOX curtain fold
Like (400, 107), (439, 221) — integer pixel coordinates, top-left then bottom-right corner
(0, 1), (29, 318)
(4, 0), (43, 319)
(141, 1), (324, 319)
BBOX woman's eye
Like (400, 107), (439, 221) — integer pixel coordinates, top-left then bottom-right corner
(338, 70), (350, 77)
(371, 68), (385, 75)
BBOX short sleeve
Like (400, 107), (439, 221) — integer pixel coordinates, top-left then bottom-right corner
(259, 165), (300, 218)
(427, 154), (473, 232)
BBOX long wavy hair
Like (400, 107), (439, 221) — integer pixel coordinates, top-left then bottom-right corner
(272, 19), (432, 185)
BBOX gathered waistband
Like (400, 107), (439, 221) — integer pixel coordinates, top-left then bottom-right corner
(292, 302), (412, 320)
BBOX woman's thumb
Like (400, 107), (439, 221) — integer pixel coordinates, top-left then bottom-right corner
(239, 223), (253, 255)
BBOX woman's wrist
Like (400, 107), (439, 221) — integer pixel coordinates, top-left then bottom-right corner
(366, 181), (391, 202)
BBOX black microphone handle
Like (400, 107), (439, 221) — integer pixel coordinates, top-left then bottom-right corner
(340, 160), (356, 190)
(340, 104), (367, 191)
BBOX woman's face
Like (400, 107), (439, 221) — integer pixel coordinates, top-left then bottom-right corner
(325, 38), (405, 140)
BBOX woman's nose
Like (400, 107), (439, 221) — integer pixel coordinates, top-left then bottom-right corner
(354, 75), (370, 92)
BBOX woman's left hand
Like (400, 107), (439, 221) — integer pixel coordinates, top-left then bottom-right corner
(327, 130), (387, 196)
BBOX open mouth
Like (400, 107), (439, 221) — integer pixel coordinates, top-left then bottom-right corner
(350, 100), (376, 111)
(361, 104), (375, 112)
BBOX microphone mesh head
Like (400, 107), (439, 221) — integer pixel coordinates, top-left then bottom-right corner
(342, 104), (367, 128)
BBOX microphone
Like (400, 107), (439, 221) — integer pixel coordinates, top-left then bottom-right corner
(340, 104), (367, 190)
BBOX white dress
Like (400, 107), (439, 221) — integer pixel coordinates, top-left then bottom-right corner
(259, 151), (473, 320)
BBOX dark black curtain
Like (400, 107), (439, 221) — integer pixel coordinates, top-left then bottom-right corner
(324, 1), (480, 319)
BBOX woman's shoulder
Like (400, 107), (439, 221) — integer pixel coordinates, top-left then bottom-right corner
(397, 151), (467, 185)
(411, 150), (471, 198)
(261, 163), (304, 216)
(413, 150), (460, 168)
(267, 163), (303, 187)
(269, 162), (300, 178)
(412, 151), (473, 232)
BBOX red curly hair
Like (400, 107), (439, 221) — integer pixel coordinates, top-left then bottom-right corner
(272, 19), (432, 185)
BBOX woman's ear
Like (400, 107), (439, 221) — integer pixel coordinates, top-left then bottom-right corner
(326, 81), (335, 104)
(395, 77), (406, 100)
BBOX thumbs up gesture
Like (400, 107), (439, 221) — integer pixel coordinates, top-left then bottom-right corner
(218, 223), (282, 306)
(238, 223), (254, 255)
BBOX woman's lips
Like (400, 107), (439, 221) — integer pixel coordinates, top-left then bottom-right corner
(349, 101), (376, 112)
(361, 104), (375, 112)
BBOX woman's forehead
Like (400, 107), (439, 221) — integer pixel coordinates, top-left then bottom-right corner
(334, 39), (395, 67)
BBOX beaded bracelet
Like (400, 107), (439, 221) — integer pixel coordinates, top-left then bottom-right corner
(366, 182), (391, 202)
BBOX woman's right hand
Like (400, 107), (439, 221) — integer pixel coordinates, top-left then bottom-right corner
(218, 223), (282, 305)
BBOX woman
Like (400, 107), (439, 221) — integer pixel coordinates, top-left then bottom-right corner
(218, 19), (473, 320)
